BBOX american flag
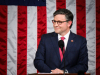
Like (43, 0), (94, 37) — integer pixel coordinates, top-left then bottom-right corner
(0, 0), (100, 75)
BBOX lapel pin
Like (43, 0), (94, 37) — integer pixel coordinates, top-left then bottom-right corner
(71, 40), (73, 42)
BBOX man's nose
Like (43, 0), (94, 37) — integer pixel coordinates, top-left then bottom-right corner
(54, 22), (59, 26)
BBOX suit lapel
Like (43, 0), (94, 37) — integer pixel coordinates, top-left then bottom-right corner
(65, 31), (75, 53)
(50, 32), (61, 62)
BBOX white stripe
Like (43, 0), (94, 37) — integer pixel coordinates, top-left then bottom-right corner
(86, 0), (96, 75)
(7, 6), (17, 75)
(27, 6), (37, 74)
(66, 0), (77, 34)
(46, 0), (56, 33)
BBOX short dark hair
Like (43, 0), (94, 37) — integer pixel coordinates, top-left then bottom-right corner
(53, 9), (74, 28)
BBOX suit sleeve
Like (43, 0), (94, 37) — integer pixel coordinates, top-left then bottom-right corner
(67, 37), (88, 73)
(34, 35), (51, 73)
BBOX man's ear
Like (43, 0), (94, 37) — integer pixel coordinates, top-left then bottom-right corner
(68, 21), (72, 27)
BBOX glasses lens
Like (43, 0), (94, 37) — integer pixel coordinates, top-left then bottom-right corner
(52, 20), (54, 23)
(52, 20), (56, 24)
(57, 21), (62, 25)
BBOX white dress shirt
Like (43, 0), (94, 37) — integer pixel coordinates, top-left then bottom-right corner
(58, 30), (70, 51)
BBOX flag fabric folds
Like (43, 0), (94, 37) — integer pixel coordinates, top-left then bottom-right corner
(0, 0), (100, 75)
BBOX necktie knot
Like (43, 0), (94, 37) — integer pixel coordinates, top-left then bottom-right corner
(61, 37), (65, 41)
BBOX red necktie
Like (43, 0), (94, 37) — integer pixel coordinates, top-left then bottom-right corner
(59, 37), (65, 62)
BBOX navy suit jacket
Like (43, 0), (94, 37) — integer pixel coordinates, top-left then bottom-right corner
(34, 31), (88, 73)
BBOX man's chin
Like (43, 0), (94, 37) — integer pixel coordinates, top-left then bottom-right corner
(54, 31), (60, 34)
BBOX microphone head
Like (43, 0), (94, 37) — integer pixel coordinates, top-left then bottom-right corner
(78, 70), (84, 75)
(58, 40), (64, 49)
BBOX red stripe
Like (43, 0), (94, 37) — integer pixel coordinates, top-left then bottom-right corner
(37, 6), (47, 47)
(17, 6), (27, 75)
(37, 6), (47, 72)
(56, 0), (66, 10)
(76, 0), (86, 38)
(96, 0), (100, 75)
(0, 5), (7, 75)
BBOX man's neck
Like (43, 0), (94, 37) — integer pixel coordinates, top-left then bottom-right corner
(60, 30), (70, 36)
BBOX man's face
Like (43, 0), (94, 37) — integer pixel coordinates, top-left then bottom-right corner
(53, 14), (71, 36)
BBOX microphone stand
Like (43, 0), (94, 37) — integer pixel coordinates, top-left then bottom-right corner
(61, 47), (65, 75)
(63, 54), (65, 75)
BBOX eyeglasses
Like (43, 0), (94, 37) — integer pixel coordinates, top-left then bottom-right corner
(52, 20), (69, 25)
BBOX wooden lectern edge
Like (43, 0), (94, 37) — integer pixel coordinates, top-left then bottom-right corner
(28, 73), (90, 75)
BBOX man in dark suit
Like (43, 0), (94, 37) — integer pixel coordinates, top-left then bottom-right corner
(34, 9), (88, 73)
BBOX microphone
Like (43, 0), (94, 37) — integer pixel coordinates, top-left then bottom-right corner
(78, 70), (85, 75)
(58, 40), (64, 52)
(58, 40), (65, 75)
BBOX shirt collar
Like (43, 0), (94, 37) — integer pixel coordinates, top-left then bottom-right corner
(58, 30), (70, 40)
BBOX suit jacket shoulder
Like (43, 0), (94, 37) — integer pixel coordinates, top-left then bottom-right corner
(42, 32), (57, 38)
(70, 31), (86, 41)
